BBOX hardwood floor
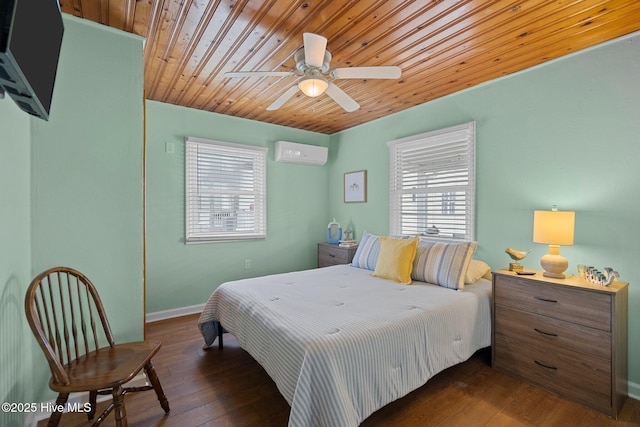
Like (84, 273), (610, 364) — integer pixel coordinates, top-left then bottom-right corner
(39, 313), (640, 427)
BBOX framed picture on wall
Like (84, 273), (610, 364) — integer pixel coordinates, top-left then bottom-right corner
(344, 170), (367, 203)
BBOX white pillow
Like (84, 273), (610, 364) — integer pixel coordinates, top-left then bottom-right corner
(465, 259), (491, 284)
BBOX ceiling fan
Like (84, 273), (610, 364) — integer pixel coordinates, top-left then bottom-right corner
(224, 33), (401, 112)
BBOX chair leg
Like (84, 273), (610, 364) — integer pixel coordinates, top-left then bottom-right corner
(145, 361), (170, 413)
(218, 322), (224, 349)
(47, 393), (69, 427)
(112, 386), (127, 427)
(88, 390), (97, 421)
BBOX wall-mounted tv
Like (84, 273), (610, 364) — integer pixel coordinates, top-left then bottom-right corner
(0, 0), (64, 121)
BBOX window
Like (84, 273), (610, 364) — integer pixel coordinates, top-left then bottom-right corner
(185, 136), (267, 243)
(388, 122), (475, 241)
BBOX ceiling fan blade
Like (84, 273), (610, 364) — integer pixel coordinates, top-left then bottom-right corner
(225, 71), (296, 78)
(303, 33), (328, 68)
(266, 86), (300, 110)
(332, 66), (401, 80)
(325, 83), (359, 112)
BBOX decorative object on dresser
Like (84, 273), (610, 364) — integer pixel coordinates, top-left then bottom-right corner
(344, 170), (367, 203)
(578, 264), (619, 286)
(343, 229), (354, 241)
(327, 218), (342, 243)
(339, 240), (358, 248)
(317, 242), (357, 267)
(492, 269), (628, 418)
(505, 247), (530, 272)
(533, 206), (575, 278)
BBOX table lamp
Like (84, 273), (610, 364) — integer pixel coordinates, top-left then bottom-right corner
(533, 208), (575, 279)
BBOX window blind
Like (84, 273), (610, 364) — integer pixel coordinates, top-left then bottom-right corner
(185, 136), (267, 243)
(387, 122), (475, 241)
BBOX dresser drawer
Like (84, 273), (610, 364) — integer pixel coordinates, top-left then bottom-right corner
(494, 305), (611, 360)
(494, 275), (611, 331)
(317, 243), (356, 268)
(319, 248), (349, 265)
(494, 334), (612, 415)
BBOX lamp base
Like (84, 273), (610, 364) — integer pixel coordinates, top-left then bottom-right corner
(540, 252), (568, 279)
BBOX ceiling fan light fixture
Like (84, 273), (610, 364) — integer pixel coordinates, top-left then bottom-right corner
(228, 33), (398, 112)
(298, 77), (328, 98)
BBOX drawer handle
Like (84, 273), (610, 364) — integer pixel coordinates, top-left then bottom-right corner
(534, 360), (558, 370)
(534, 296), (558, 303)
(329, 254), (336, 258)
(534, 328), (558, 337)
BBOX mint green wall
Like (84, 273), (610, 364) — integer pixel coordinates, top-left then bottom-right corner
(145, 101), (330, 312)
(329, 33), (640, 396)
(31, 15), (145, 343)
(0, 89), (33, 427)
(11, 14), (144, 406)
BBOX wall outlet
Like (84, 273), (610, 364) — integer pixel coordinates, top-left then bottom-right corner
(165, 141), (175, 154)
(244, 259), (251, 269)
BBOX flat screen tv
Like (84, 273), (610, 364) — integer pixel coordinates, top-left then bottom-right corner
(0, 0), (64, 120)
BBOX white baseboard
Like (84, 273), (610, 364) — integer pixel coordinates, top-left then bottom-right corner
(23, 374), (148, 427)
(145, 303), (205, 323)
(629, 380), (640, 401)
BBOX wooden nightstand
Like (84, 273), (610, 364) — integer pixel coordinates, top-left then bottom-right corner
(491, 269), (628, 418)
(317, 242), (357, 268)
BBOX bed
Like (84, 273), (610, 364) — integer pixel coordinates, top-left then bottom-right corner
(198, 236), (492, 427)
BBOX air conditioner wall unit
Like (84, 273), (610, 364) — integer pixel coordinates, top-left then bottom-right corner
(274, 141), (328, 166)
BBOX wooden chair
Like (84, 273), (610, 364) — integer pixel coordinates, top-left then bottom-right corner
(25, 267), (170, 427)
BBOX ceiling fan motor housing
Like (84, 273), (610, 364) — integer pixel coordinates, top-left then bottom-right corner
(294, 47), (332, 74)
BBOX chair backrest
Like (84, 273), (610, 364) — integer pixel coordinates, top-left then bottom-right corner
(25, 267), (115, 385)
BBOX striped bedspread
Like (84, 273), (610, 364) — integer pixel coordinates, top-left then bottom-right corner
(198, 264), (491, 427)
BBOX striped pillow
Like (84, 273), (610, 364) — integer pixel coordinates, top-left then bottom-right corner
(350, 231), (381, 270)
(411, 240), (477, 290)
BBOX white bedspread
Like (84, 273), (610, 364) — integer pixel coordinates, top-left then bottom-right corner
(198, 264), (491, 427)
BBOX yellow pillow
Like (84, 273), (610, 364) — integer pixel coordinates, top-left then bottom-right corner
(372, 237), (419, 284)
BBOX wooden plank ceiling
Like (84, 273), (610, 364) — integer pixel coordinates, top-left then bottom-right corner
(60, 0), (640, 134)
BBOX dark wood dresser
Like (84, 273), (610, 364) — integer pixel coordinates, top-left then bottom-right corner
(492, 269), (628, 418)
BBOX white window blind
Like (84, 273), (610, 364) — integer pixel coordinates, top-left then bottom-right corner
(185, 136), (267, 243)
(388, 121), (476, 241)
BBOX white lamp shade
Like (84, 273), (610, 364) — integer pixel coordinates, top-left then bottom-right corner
(533, 210), (575, 246)
(298, 77), (328, 97)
